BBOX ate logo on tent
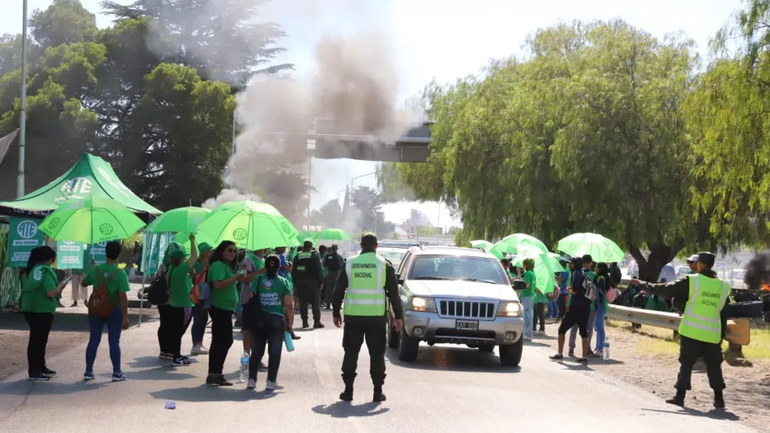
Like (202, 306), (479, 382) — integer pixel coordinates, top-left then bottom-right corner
(16, 220), (38, 239)
(61, 177), (93, 197)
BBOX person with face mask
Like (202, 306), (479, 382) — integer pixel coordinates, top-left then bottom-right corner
(631, 252), (730, 409)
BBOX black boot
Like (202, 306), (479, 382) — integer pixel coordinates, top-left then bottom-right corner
(339, 383), (354, 401)
(302, 320), (310, 329)
(714, 390), (725, 409)
(313, 321), (325, 329)
(373, 385), (386, 402)
(666, 389), (686, 407)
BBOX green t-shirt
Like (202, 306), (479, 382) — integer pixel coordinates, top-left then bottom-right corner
(21, 265), (59, 314)
(251, 275), (292, 316)
(169, 264), (194, 308)
(520, 269), (536, 298)
(83, 263), (130, 306)
(207, 260), (239, 312)
(247, 253), (265, 274)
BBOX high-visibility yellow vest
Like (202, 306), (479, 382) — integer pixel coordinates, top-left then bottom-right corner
(343, 252), (387, 317)
(679, 274), (730, 344)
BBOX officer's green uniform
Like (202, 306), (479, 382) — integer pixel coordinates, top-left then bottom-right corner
(636, 257), (729, 408)
(291, 248), (324, 327)
(333, 250), (404, 401)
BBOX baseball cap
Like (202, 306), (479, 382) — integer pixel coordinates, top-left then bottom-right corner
(687, 254), (699, 263)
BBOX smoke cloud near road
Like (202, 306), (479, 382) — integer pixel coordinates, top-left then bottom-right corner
(143, 0), (423, 227)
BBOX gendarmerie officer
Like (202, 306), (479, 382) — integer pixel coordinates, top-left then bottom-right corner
(631, 252), (730, 409)
(333, 233), (403, 402)
(291, 241), (324, 329)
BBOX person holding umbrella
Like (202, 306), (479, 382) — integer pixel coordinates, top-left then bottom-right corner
(631, 252), (730, 409)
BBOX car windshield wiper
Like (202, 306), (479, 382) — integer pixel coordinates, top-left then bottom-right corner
(412, 276), (454, 280)
(460, 278), (499, 284)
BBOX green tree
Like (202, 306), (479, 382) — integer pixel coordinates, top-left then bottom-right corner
(389, 20), (713, 280)
(685, 0), (770, 247)
(103, 0), (292, 86)
(29, 0), (98, 49)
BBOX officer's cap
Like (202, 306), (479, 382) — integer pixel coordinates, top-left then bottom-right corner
(697, 252), (716, 268)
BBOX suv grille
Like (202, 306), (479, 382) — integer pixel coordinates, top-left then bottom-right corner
(437, 300), (496, 319)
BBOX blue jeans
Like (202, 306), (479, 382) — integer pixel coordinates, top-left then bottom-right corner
(521, 296), (534, 339)
(85, 308), (123, 374)
(594, 303), (607, 353)
(191, 304), (206, 345)
(547, 301), (559, 318)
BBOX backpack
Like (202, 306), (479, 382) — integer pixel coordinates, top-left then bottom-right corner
(147, 270), (171, 306)
(87, 266), (120, 318)
(190, 265), (209, 305)
(609, 265), (622, 288)
(582, 271), (598, 302)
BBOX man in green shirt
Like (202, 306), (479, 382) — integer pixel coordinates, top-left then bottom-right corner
(166, 236), (198, 365)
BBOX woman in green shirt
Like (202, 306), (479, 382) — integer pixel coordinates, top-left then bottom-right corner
(166, 235), (198, 366)
(206, 241), (247, 387)
(21, 246), (66, 381)
(520, 258), (536, 341)
(243, 255), (294, 391)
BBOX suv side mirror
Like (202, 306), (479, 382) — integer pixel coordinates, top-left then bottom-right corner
(397, 274), (404, 285)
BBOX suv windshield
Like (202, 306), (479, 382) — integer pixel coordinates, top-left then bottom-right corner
(379, 249), (406, 265)
(409, 255), (509, 285)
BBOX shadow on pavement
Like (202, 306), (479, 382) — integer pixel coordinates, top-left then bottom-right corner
(108, 367), (198, 381)
(150, 385), (278, 402)
(385, 346), (521, 373)
(0, 311), (157, 333)
(554, 361), (594, 372)
(312, 401), (389, 418)
(642, 407), (741, 422)
(0, 379), (109, 396)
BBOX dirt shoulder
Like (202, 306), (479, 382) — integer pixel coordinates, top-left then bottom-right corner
(0, 307), (158, 381)
(531, 320), (770, 433)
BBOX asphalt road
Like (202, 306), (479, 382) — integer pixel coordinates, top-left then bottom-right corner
(0, 310), (756, 433)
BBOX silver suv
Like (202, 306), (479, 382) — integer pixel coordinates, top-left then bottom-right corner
(388, 246), (525, 366)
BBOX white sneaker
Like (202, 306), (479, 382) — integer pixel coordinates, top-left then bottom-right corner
(247, 379), (256, 390)
(265, 380), (282, 391)
(191, 345), (209, 355)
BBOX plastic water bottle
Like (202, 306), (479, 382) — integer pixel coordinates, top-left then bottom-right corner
(239, 352), (249, 383)
(603, 340), (610, 360)
(284, 331), (295, 352)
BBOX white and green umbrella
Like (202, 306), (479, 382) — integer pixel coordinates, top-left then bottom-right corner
(557, 233), (624, 263)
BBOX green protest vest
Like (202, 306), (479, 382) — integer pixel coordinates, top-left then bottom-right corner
(679, 274), (730, 344)
(344, 252), (387, 317)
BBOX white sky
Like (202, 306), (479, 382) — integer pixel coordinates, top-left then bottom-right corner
(1, 0), (743, 228)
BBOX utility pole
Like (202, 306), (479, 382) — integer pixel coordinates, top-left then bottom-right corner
(17, 0), (28, 198)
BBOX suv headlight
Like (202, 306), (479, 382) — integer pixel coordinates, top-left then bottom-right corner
(409, 297), (437, 312)
(498, 302), (522, 317)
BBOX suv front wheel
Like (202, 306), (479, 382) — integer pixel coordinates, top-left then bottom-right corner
(397, 328), (420, 362)
(499, 338), (523, 367)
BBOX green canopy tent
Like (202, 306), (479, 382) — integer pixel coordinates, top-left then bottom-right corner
(0, 153), (161, 220)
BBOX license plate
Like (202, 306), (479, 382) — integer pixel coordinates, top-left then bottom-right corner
(455, 320), (479, 330)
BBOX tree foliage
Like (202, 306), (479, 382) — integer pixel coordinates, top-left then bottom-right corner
(0, 0), (291, 211)
(387, 20), (736, 280)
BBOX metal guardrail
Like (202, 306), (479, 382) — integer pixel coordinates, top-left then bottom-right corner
(607, 305), (751, 352)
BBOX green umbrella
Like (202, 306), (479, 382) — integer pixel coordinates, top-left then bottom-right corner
(296, 231), (318, 243)
(470, 240), (494, 251)
(196, 200), (301, 251)
(315, 228), (353, 242)
(145, 206), (210, 234)
(510, 252), (561, 293)
(39, 197), (146, 244)
(557, 233), (625, 263)
(173, 231), (216, 252)
(490, 234), (549, 259)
